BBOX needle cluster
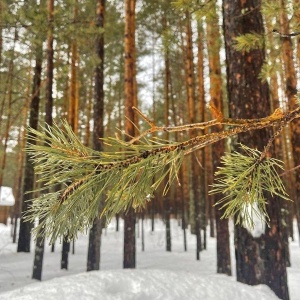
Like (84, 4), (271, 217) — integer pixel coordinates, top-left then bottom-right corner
(210, 144), (290, 228)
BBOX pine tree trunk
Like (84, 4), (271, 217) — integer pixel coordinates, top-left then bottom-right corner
(32, 0), (54, 280)
(206, 2), (231, 275)
(197, 21), (207, 251)
(184, 11), (202, 260)
(13, 103), (28, 243)
(0, 43), (14, 189)
(162, 13), (172, 253)
(0, 2), (2, 65)
(223, 1), (289, 298)
(18, 44), (43, 253)
(87, 0), (105, 272)
(279, 0), (300, 260)
(61, 238), (70, 269)
(266, 13), (291, 266)
(123, 0), (136, 269)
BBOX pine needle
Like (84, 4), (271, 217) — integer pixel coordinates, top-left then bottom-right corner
(210, 144), (290, 228)
(25, 121), (184, 243)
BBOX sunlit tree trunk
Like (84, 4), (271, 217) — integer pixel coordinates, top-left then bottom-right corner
(0, 1), (3, 65)
(266, 13), (291, 266)
(197, 21), (207, 250)
(184, 11), (202, 260)
(0, 40), (14, 190)
(280, 0), (300, 247)
(206, 2), (231, 275)
(61, 0), (80, 271)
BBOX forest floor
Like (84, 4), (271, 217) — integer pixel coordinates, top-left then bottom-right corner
(0, 218), (299, 299)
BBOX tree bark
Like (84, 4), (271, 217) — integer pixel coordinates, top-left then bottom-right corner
(223, 1), (289, 298)
(32, 0), (54, 280)
(87, 0), (105, 272)
(123, 0), (137, 269)
(18, 42), (43, 253)
(162, 12), (172, 252)
(206, 2), (231, 275)
(280, 0), (300, 253)
(184, 11), (202, 260)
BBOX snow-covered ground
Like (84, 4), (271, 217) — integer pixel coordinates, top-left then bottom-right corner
(0, 218), (299, 299)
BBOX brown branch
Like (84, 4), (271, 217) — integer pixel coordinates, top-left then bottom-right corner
(57, 106), (300, 208)
(130, 107), (287, 145)
(280, 164), (300, 177)
(273, 29), (300, 37)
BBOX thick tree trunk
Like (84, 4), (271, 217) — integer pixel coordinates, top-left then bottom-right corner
(223, 1), (289, 299)
(123, 0), (137, 269)
(87, 0), (105, 271)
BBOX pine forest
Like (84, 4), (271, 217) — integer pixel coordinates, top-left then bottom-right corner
(1, 1), (300, 299)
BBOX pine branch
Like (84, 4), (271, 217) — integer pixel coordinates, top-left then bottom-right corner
(25, 106), (300, 242)
(233, 32), (264, 52)
(272, 29), (300, 37)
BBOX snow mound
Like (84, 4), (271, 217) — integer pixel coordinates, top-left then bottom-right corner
(0, 186), (15, 206)
(0, 269), (278, 300)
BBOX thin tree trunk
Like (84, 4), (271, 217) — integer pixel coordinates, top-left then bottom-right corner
(87, 0), (105, 272)
(279, 0), (300, 256)
(206, 2), (231, 275)
(18, 43), (43, 253)
(32, 0), (54, 280)
(123, 0), (136, 269)
(266, 13), (291, 266)
(13, 101), (29, 243)
(162, 13), (172, 252)
(197, 21), (207, 251)
(0, 2), (2, 65)
(184, 11), (201, 260)
(61, 1), (80, 272)
(0, 55), (13, 189)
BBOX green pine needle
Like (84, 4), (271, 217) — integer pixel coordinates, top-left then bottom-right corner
(233, 32), (264, 52)
(25, 121), (184, 243)
(210, 144), (290, 228)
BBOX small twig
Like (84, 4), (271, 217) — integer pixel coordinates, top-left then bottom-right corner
(132, 106), (155, 127)
(129, 107), (285, 145)
(280, 164), (300, 177)
(273, 29), (300, 37)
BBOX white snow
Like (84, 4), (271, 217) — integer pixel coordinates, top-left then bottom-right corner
(0, 218), (299, 300)
(242, 203), (266, 238)
(0, 187), (15, 206)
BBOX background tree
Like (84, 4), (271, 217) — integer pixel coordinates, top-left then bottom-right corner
(123, 0), (137, 269)
(87, 0), (105, 272)
(206, 0), (231, 275)
(17, 0), (45, 253)
(32, 0), (54, 281)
